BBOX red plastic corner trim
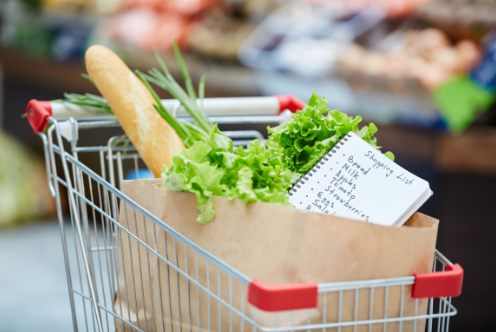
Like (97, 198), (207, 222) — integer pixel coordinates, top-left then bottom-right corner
(275, 94), (306, 114)
(27, 99), (52, 134)
(412, 263), (464, 299)
(248, 279), (318, 312)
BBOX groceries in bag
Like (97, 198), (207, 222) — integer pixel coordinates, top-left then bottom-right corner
(84, 43), (425, 224)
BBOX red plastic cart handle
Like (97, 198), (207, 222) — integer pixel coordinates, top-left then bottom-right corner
(412, 263), (464, 299)
(248, 263), (463, 312)
(248, 279), (318, 312)
(27, 99), (52, 134)
(276, 94), (306, 114)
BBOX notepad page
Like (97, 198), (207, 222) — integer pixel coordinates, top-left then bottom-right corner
(288, 132), (431, 226)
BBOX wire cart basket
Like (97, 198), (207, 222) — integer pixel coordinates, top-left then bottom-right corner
(26, 95), (463, 332)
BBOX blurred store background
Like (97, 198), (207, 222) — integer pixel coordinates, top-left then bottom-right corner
(1, 0), (495, 331)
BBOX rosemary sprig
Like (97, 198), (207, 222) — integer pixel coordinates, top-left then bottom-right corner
(23, 92), (112, 119)
(59, 93), (114, 115)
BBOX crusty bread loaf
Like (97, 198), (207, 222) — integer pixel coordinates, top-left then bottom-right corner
(85, 45), (185, 177)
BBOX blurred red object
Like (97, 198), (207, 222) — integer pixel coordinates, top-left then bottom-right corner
(104, 0), (223, 51)
(148, 12), (193, 51)
(124, 0), (162, 11)
(171, 0), (223, 15)
(124, 0), (222, 15)
(103, 8), (160, 50)
(102, 8), (192, 51)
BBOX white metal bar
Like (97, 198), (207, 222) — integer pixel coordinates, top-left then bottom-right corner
(318, 277), (414, 293)
(51, 119), (104, 332)
(162, 97), (279, 116)
(45, 127), (78, 331)
(50, 96), (280, 119)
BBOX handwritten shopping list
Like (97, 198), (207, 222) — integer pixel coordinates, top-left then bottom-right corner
(288, 133), (430, 226)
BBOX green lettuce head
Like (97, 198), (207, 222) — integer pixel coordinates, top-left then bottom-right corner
(267, 92), (394, 177)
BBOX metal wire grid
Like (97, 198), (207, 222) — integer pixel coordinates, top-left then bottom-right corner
(39, 116), (456, 332)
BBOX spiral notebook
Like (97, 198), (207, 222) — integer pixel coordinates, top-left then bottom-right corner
(288, 132), (432, 226)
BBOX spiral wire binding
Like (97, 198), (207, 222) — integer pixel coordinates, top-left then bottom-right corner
(287, 133), (352, 196)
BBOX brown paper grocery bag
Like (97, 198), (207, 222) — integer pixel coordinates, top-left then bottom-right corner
(113, 179), (438, 332)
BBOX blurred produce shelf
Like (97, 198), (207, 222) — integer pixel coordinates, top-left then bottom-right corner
(3, 48), (496, 177)
(253, 70), (444, 128)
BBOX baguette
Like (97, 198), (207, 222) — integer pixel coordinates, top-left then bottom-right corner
(85, 45), (185, 177)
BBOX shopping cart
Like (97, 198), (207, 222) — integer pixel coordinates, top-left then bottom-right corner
(26, 95), (463, 332)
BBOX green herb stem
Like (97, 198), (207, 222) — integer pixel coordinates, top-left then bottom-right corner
(136, 71), (191, 145)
